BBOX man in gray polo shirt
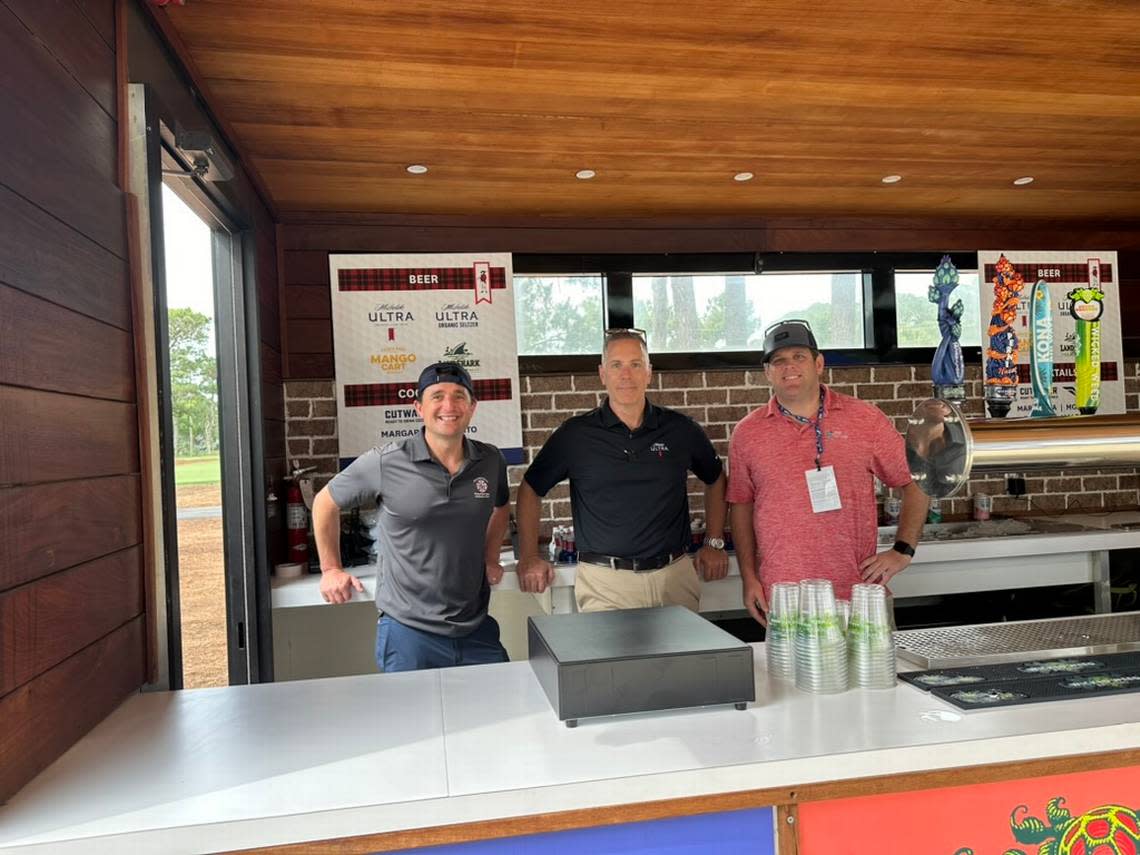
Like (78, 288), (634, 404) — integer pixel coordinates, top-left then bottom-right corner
(313, 362), (511, 672)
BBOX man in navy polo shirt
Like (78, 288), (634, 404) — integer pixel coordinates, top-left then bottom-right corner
(313, 362), (511, 672)
(516, 329), (729, 612)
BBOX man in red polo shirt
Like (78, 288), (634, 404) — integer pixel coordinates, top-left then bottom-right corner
(727, 320), (928, 625)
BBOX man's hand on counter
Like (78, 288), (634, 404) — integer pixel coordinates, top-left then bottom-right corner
(320, 567), (365, 604)
(517, 555), (555, 593)
(485, 561), (505, 586)
(859, 547), (911, 585)
(694, 544), (729, 581)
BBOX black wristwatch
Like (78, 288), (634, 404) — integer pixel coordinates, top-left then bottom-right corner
(892, 540), (916, 558)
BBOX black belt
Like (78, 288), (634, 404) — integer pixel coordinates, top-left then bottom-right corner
(578, 549), (687, 573)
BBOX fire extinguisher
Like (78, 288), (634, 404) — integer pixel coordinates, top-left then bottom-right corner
(286, 460), (316, 566)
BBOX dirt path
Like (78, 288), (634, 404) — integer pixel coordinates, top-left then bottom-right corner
(175, 483), (228, 688)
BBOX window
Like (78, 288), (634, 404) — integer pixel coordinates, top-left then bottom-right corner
(894, 270), (982, 348)
(514, 274), (605, 355)
(631, 272), (866, 353)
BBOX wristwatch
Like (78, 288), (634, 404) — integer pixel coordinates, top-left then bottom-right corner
(704, 536), (726, 550)
(892, 540), (916, 558)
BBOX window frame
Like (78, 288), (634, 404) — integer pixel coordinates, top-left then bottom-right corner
(514, 251), (982, 374)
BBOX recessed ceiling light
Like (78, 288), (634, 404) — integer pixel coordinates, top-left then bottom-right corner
(881, 174), (902, 184)
(1013, 176), (1035, 186)
(734, 172), (754, 182)
(406, 164), (428, 174)
(575, 169), (596, 180)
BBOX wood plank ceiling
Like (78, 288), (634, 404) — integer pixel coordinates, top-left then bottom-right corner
(161, 0), (1140, 219)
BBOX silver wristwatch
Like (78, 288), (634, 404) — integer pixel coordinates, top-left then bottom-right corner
(704, 536), (726, 550)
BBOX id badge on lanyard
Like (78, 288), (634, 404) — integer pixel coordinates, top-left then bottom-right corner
(779, 392), (842, 513)
(806, 466), (841, 513)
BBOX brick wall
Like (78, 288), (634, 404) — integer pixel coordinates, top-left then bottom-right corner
(284, 360), (1140, 534)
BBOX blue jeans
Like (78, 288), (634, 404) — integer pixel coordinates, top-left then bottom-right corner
(375, 614), (509, 673)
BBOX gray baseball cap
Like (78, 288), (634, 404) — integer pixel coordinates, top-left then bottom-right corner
(762, 320), (819, 363)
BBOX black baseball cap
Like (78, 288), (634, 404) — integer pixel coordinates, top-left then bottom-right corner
(761, 319), (819, 364)
(416, 362), (475, 399)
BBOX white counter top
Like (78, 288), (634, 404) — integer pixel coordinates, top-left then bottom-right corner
(2, 644), (1139, 854)
(271, 514), (1140, 611)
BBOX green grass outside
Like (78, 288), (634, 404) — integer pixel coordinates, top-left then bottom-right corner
(175, 455), (221, 486)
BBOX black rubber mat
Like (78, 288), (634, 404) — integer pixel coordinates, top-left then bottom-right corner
(930, 666), (1140, 710)
(899, 651), (1140, 692)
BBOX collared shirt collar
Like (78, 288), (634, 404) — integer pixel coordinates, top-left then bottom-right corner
(409, 428), (482, 462)
(599, 397), (660, 431)
(764, 383), (840, 418)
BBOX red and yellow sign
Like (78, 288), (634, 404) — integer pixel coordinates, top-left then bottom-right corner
(798, 765), (1140, 854)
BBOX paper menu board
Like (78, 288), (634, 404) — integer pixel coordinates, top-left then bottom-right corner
(328, 252), (523, 465)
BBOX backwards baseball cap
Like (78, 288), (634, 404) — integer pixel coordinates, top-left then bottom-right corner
(761, 319), (819, 364)
(416, 361), (475, 399)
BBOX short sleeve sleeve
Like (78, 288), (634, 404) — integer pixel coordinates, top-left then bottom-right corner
(685, 418), (723, 485)
(726, 420), (757, 504)
(869, 408), (912, 489)
(495, 452), (509, 507)
(523, 422), (572, 496)
(326, 447), (384, 509)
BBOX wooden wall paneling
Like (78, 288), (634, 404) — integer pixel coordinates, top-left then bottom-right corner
(776, 804), (799, 855)
(283, 285), (331, 319)
(276, 222), (291, 388)
(281, 218), (1140, 256)
(260, 342), (285, 424)
(286, 353), (335, 379)
(5, 0), (116, 118)
(258, 282), (282, 351)
(285, 319), (333, 354)
(0, 284), (134, 401)
(260, 342), (283, 386)
(282, 250), (330, 285)
(262, 420), (286, 461)
(262, 385), (285, 427)
(1118, 250), (1140, 354)
(0, 4), (124, 256)
(0, 546), (142, 695)
(0, 616), (144, 803)
(123, 187), (158, 684)
(0, 475), (141, 592)
(0, 387), (138, 486)
(150, 1), (1140, 220)
(0, 184), (131, 329)
(74, 0), (114, 49)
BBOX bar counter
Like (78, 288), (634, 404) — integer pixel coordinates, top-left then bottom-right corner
(1, 638), (1138, 854)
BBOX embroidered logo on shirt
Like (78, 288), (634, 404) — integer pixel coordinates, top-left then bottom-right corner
(649, 441), (669, 458)
(473, 476), (490, 498)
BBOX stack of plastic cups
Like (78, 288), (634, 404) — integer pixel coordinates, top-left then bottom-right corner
(765, 582), (799, 681)
(836, 599), (850, 634)
(794, 579), (849, 693)
(848, 583), (897, 689)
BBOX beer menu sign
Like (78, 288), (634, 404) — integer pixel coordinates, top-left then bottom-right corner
(328, 252), (524, 465)
(977, 250), (1123, 419)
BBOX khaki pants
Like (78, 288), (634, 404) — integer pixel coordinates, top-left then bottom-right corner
(575, 554), (701, 613)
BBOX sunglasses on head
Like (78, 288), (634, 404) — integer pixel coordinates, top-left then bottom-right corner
(604, 327), (647, 342)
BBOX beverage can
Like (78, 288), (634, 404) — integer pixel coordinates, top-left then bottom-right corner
(927, 498), (943, 525)
(884, 496), (902, 525)
(973, 493), (992, 521)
